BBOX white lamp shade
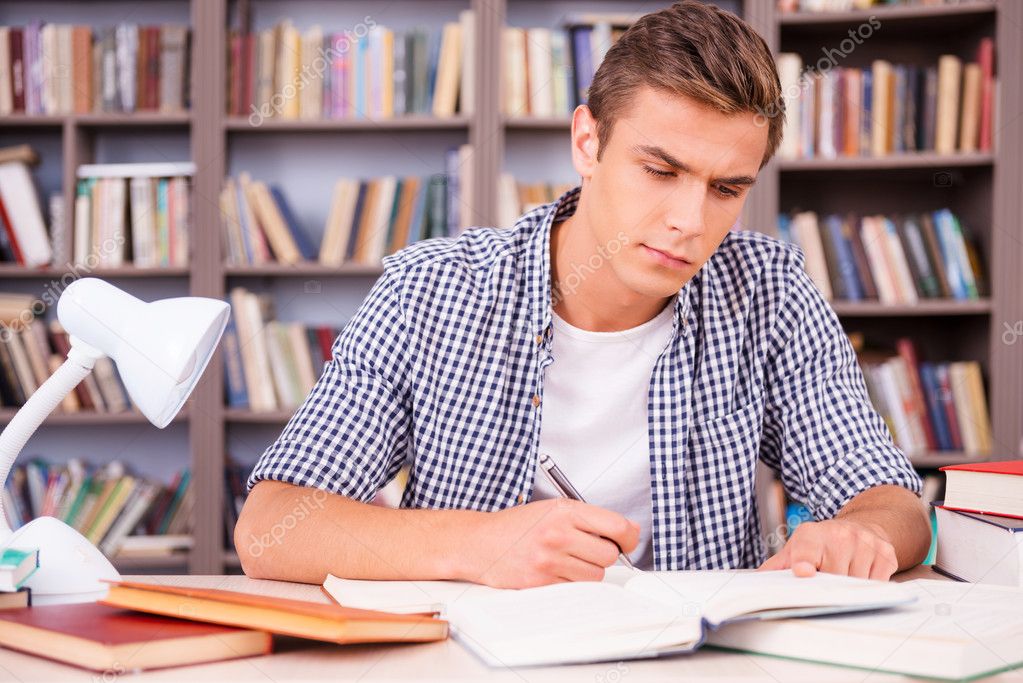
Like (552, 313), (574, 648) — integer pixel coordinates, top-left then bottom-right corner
(56, 278), (230, 427)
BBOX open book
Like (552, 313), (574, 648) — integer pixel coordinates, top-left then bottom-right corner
(323, 567), (913, 667)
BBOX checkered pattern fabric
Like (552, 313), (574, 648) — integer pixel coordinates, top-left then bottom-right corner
(247, 186), (922, 570)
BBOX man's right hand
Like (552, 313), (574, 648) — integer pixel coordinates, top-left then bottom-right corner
(458, 498), (641, 588)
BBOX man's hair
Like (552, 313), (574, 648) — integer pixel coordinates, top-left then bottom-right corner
(586, 0), (783, 168)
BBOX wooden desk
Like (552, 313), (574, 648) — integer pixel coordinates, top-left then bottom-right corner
(0, 565), (1014, 682)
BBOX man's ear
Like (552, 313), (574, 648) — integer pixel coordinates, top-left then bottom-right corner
(570, 105), (600, 179)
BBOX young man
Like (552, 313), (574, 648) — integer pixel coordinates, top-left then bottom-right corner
(236, 1), (930, 587)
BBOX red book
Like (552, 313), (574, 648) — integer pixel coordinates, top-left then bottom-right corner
(9, 28), (25, 112)
(0, 603), (271, 672)
(940, 460), (1023, 519)
(895, 338), (937, 451)
(0, 193), (25, 265)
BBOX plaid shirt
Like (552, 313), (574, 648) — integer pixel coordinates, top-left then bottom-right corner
(248, 186), (922, 570)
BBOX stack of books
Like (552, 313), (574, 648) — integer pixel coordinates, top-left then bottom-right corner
(2, 457), (192, 561)
(227, 14), (473, 121)
(0, 145), (53, 268)
(777, 209), (985, 303)
(74, 161), (194, 269)
(0, 23), (190, 115)
(0, 579), (445, 672)
(853, 336), (992, 456)
(934, 460), (1023, 587)
(776, 39), (995, 159)
(502, 13), (634, 118)
(224, 287), (341, 413)
(222, 145), (473, 267)
(0, 311), (138, 415)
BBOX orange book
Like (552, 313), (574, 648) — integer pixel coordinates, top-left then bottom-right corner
(0, 603), (271, 672)
(71, 26), (92, 114)
(101, 580), (448, 645)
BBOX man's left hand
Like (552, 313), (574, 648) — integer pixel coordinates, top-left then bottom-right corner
(757, 518), (899, 580)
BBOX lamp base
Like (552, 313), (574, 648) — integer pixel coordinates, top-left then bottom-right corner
(3, 516), (121, 605)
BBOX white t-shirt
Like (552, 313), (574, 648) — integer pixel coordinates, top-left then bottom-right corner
(532, 300), (677, 570)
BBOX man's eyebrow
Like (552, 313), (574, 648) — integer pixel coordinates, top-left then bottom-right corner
(632, 144), (758, 186)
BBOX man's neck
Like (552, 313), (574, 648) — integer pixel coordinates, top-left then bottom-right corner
(550, 206), (674, 333)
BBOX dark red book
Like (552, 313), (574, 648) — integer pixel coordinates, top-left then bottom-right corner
(940, 460), (1023, 520)
(977, 38), (995, 152)
(0, 603), (272, 672)
(0, 194), (25, 265)
(9, 28), (24, 112)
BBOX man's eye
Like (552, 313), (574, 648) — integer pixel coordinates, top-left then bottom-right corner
(642, 165), (675, 178)
(716, 185), (740, 198)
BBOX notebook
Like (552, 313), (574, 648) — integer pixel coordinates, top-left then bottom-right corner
(706, 579), (1023, 681)
(0, 603), (271, 672)
(100, 579), (448, 645)
(323, 567), (914, 667)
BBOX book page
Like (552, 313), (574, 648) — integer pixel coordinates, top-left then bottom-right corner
(323, 574), (497, 614)
(622, 569), (914, 626)
(445, 580), (702, 667)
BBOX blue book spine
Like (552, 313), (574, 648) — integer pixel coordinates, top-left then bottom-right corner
(860, 68), (872, 155)
(354, 35), (367, 117)
(345, 182), (368, 261)
(825, 214), (864, 301)
(570, 27), (593, 106)
(933, 209), (968, 299)
(777, 213), (793, 244)
(425, 28), (441, 113)
(234, 181), (254, 264)
(445, 147), (460, 237)
(221, 313), (249, 409)
(269, 185), (317, 261)
(919, 362), (952, 450)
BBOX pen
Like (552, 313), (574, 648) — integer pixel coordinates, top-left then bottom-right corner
(538, 452), (638, 570)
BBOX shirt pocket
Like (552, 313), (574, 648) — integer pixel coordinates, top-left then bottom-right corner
(689, 400), (763, 452)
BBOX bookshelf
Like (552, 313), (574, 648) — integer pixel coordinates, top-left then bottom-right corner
(2, 0), (1020, 574)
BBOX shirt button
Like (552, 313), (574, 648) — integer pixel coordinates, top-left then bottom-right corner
(535, 334), (543, 345)
(532, 394), (541, 407)
(516, 493), (525, 504)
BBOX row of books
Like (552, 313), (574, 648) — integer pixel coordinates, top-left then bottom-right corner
(502, 16), (631, 118)
(0, 310), (135, 414)
(777, 0), (976, 13)
(0, 23), (190, 115)
(776, 41), (995, 159)
(935, 460), (1023, 587)
(73, 162), (194, 270)
(3, 458), (192, 559)
(221, 145), (473, 267)
(224, 287), (340, 412)
(0, 146), (53, 268)
(854, 336), (992, 455)
(227, 15), (473, 121)
(777, 209), (985, 303)
(496, 176), (574, 227)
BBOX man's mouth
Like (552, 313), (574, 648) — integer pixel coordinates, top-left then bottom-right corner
(641, 245), (692, 270)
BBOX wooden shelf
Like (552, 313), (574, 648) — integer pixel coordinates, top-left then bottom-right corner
(504, 115), (572, 130)
(224, 409), (294, 424)
(224, 263), (384, 277)
(0, 265), (190, 278)
(0, 408), (189, 426)
(830, 300), (992, 317)
(778, 1), (995, 27)
(778, 152), (994, 172)
(0, 112), (190, 127)
(224, 115), (470, 132)
(907, 452), (990, 469)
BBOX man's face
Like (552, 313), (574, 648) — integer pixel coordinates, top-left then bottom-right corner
(573, 85), (768, 300)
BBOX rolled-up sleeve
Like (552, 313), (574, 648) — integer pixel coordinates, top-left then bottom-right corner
(246, 261), (411, 502)
(757, 253), (923, 520)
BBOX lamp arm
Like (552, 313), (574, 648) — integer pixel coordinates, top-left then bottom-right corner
(0, 342), (104, 538)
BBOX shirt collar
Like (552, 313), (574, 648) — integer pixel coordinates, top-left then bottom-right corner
(523, 185), (696, 341)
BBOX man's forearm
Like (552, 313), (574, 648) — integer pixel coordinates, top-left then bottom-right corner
(835, 484), (931, 571)
(235, 480), (484, 584)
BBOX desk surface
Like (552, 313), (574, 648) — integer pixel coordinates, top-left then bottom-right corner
(0, 565), (1013, 682)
